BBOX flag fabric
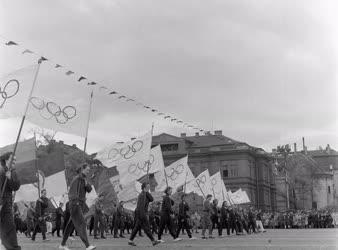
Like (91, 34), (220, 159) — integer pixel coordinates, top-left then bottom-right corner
(158, 156), (194, 192)
(23, 65), (92, 137)
(0, 137), (37, 184)
(148, 145), (165, 174)
(95, 131), (152, 185)
(15, 170), (67, 202)
(210, 171), (224, 204)
(86, 186), (98, 208)
(230, 189), (250, 204)
(0, 65), (38, 118)
(117, 181), (142, 202)
(186, 169), (212, 197)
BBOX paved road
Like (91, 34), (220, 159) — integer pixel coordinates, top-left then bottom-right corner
(14, 229), (338, 250)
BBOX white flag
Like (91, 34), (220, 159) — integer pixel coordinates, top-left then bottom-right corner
(95, 131), (152, 185)
(164, 156), (194, 192)
(148, 145), (165, 174)
(117, 181), (142, 202)
(186, 169), (212, 197)
(0, 65), (38, 118)
(86, 186), (98, 208)
(210, 172), (224, 205)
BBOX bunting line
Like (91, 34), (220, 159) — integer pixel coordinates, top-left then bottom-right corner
(0, 35), (206, 133)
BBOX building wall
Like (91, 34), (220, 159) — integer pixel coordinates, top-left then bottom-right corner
(313, 175), (334, 209)
(152, 134), (276, 211)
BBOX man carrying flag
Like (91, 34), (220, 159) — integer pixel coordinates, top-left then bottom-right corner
(31, 189), (50, 242)
(0, 152), (21, 250)
(59, 163), (96, 250)
(128, 182), (160, 247)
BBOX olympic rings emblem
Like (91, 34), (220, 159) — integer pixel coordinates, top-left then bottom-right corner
(127, 154), (155, 176)
(108, 140), (143, 162)
(165, 164), (185, 181)
(211, 178), (217, 187)
(29, 97), (77, 124)
(0, 79), (20, 108)
(196, 175), (207, 186)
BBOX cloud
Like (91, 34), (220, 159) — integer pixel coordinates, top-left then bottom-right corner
(0, 0), (337, 152)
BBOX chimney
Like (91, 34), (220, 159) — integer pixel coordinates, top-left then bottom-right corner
(59, 140), (64, 145)
(326, 144), (331, 154)
(302, 137), (307, 154)
(195, 132), (199, 137)
(214, 130), (222, 136)
(180, 133), (186, 138)
(293, 143), (297, 153)
(72, 144), (77, 148)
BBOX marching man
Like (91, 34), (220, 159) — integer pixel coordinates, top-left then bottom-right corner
(0, 152), (21, 250)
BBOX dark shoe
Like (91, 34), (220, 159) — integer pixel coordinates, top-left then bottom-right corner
(43, 238), (50, 241)
(119, 235), (125, 238)
(128, 241), (137, 246)
(101, 236), (106, 239)
(94, 236), (99, 240)
(113, 235), (119, 238)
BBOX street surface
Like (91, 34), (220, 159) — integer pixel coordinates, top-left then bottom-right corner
(15, 229), (338, 250)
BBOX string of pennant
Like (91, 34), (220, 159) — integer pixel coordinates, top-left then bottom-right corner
(1, 36), (206, 133)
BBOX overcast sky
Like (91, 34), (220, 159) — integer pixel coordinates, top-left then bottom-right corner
(0, 0), (337, 154)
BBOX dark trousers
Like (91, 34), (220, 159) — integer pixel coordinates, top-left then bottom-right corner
(220, 219), (230, 235)
(211, 216), (221, 236)
(129, 215), (154, 242)
(52, 220), (62, 237)
(31, 219), (47, 240)
(229, 219), (238, 234)
(176, 218), (192, 238)
(113, 216), (124, 236)
(0, 208), (21, 250)
(158, 214), (176, 240)
(61, 203), (89, 248)
(248, 220), (256, 232)
(94, 214), (105, 237)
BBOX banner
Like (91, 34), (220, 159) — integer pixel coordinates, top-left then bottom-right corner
(210, 171), (224, 205)
(186, 169), (212, 197)
(95, 131), (152, 185)
(230, 189), (250, 204)
(15, 170), (67, 202)
(148, 145), (165, 174)
(0, 65), (38, 118)
(0, 137), (36, 184)
(157, 156), (194, 193)
(117, 181), (142, 202)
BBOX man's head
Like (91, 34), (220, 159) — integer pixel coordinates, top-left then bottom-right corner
(213, 199), (218, 205)
(164, 186), (172, 196)
(206, 194), (212, 201)
(77, 163), (90, 176)
(0, 152), (15, 167)
(59, 202), (64, 208)
(141, 182), (150, 192)
(41, 189), (47, 198)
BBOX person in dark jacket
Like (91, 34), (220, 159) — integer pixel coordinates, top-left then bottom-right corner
(220, 201), (230, 236)
(175, 194), (195, 239)
(158, 187), (182, 242)
(0, 152), (21, 250)
(128, 182), (160, 247)
(59, 163), (96, 250)
(52, 202), (64, 237)
(210, 199), (221, 237)
(93, 194), (106, 239)
(31, 189), (49, 241)
(201, 194), (213, 239)
(113, 201), (125, 238)
(247, 207), (256, 233)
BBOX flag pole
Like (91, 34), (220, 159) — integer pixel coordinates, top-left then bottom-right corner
(146, 123), (154, 183)
(34, 133), (40, 198)
(183, 171), (188, 194)
(83, 91), (93, 159)
(1, 59), (43, 199)
(195, 179), (206, 199)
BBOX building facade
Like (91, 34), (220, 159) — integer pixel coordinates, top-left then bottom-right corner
(152, 131), (277, 211)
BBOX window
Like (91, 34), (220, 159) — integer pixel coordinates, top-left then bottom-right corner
(161, 143), (178, 152)
(328, 186), (331, 194)
(223, 169), (228, 178)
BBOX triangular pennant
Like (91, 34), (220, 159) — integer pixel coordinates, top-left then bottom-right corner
(164, 115), (170, 119)
(118, 95), (126, 99)
(22, 49), (33, 54)
(78, 76), (86, 82)
(38, 57), (48, 63)
(109, 91), (117, 95)
(65, 71), (74, 76)
(6, 41), (18, 46)
(88, 81), (97, 85)
(55, 64), (62, 68)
